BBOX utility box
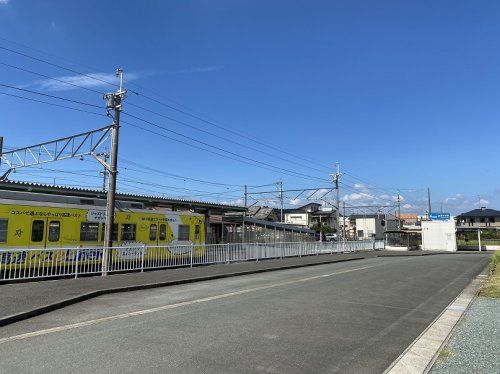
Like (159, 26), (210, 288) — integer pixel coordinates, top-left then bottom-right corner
(421, 220), (457, 251)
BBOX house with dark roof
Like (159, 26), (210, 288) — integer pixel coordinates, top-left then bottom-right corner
(456, 207), (500, 228)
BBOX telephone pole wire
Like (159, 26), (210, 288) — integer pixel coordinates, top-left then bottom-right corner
(102, 68), (127, 276)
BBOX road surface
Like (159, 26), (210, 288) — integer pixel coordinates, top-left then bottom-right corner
(0, 254), (490, 373)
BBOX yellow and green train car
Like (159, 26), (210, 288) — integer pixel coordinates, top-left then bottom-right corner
(0, 191), (205, 271)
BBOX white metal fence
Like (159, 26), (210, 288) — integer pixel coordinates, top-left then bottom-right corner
(0, 240), (384, 282)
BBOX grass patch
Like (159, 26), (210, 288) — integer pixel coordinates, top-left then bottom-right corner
(438, 348), (453, 361)
(479, 252), (500, 298)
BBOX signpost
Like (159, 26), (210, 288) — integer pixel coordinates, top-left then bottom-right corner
(429, 212), (451, 221)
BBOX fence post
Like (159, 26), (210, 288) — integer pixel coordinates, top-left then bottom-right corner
(74, 247), (80, 279)
(141, 245), (145, 272)
(226, 243), (230, 263)
(190, 245), (193, 268)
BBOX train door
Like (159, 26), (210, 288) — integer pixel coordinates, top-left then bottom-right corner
(29, 218), (62, 248)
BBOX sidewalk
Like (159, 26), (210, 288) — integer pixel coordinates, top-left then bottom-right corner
(430, 252), (500, 374)
(430, 296), (500, 373)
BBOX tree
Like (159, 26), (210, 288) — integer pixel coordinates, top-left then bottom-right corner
(310, 222), (336, 234)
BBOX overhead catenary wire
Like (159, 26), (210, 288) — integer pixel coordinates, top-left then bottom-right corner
(121, 113), (329, 183)
(0, 40), (334, 173)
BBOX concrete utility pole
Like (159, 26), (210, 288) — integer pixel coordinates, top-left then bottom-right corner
(397, 190), (401, 230)
(277, 180), (284, 222)
(244, 184), (248, 208)
(0, 136), (3, 170)
(331, 162), (341, 235)
(427, 187), (432, 217)
(342, 200), (346, 240)
(100, 150), (109, 192)
(102, 69), (127, 276)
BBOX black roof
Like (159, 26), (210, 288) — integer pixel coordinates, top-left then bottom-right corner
(457, 208), (500, 218)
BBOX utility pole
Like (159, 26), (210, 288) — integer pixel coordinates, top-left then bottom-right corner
(277, 180), (284, 222)
(102, 69), (126, 276)
(331, 162), (341, 236)
(427, 187), (432, 217)
(99, 150), (109, 192)
(244, 184), (248, 208)
(0, 136), (3, 171)
(342, 200), (346, 240)
(397, 190), (401, 229)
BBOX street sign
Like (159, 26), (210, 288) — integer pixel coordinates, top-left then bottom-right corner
(429, 212), (451, 220)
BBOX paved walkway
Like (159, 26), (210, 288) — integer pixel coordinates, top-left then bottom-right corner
(0, 250), (472, 327)
(430, 296), (500, 374)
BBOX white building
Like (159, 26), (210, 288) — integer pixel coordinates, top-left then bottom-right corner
(421, 219), (457, 251)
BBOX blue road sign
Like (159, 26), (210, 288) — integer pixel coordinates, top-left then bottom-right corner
(429, 212), (451, 220)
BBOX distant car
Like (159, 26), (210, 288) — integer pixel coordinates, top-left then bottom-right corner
(325, 234), (337, 242)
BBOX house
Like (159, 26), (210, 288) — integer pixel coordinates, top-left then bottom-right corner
(350, 213), (399, 240)
(246, 206), (280, 222)
(284, 203), (337, 228)
(456, 207), (500, 228)
(400, 213), (420, 229)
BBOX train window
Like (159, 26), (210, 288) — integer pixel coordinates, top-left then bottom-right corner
(121, 224), (136, 241)
(31, 220), (45, 242)
(159, 224), (166, 241)
(195, 225), (201, 241)
(0, 219), (8, 243)
(81, 222), (99, 242)
(149, 224), (157, 241)
(178, 225), (190, 241)
(48, 221), (60, 242)
(101, 224), (118, 242)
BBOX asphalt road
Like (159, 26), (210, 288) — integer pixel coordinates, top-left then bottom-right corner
(0, 254), (490, 374)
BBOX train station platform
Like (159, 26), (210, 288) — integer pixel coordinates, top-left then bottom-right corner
(0, 250), (461, 327)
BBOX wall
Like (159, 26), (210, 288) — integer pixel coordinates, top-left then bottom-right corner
(421, 220), (457, 251)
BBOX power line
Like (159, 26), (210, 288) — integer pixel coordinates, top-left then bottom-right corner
(0, 91), (106, 117)
(0, 83), (102, 108)
(126, 101), (328, 174)
(0, 61), (104, 95)
(121, 113), (329, 183)
(0, 40), (333, 172)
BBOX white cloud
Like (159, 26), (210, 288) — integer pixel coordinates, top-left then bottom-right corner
(402, 204), (413, 209)
(289, 198), (302, 206)
(25, 72), (142, 92)
(0, 0), (9, 5)
(175, 65), (224, 74)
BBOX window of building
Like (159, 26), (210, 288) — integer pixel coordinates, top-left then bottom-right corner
(178, 225), (190, 241)
(490, 217), (496, 223)
(31, 220), (45, 242)
(0, 219), (8, 243)
(357, 230), (364, 238)
(149, 224), (157, 241)
(48, 221), (60, 242)
(121, 224), (136, 241)
(81, 222), (99, 242)
(159, 224), (167, 241)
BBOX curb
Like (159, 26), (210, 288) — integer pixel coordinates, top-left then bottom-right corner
(0, 255), (366, 327)
(383, 262), (489, 374)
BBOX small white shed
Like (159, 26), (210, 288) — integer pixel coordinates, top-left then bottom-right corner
(421, 220), (457, 251)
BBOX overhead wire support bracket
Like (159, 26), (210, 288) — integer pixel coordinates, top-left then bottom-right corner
(0, 125), (113, 181)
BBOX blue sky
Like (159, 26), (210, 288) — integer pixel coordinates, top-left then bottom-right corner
(0, 0), (498, 214)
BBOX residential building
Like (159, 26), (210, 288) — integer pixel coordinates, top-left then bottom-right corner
(350, 213), (399, 240)
(456, 207), (500, 228)
(284, 203), (337, 229)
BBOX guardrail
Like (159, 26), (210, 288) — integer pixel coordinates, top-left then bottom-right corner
(0, 240), (384, 282)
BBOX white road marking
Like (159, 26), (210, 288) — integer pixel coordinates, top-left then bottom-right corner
(0, 263), (381, 344)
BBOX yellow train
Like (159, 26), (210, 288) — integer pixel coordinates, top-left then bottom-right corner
(0, 190), (205, 271)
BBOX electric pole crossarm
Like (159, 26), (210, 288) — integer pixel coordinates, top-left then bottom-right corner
(0, 125), (112, 173)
